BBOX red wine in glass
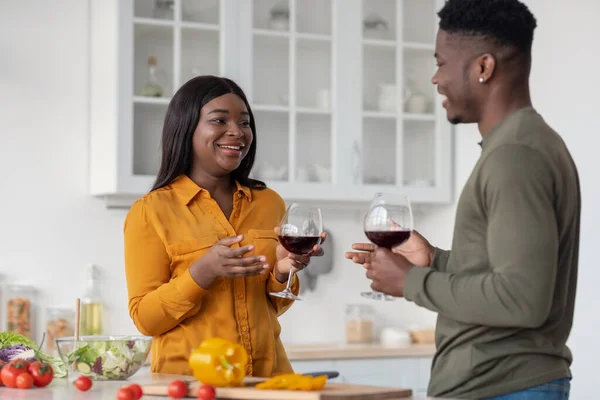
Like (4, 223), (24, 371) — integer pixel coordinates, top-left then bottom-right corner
(361, 193), (413, 301)
(364, 230), (411, 249)
(278, 235), (321, 255)
(270, 203), (323, 301)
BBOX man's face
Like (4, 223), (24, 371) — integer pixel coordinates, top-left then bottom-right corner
(432, 30), (481, 125)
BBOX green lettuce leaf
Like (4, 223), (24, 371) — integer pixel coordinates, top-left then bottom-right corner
(0, 331), (67, 378)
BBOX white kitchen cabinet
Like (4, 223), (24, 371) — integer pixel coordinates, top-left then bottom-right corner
(89, 0), (453, 208)
(292, 356), (431, 394)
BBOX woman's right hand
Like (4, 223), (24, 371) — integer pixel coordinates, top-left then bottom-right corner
(189, 235), (269, 289)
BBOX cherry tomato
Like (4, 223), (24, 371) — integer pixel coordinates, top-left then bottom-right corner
(0, 361), (6, 386)
(196, 384), (216, 400)
(16, 372), (34, 389)
(127, 383), (143, 400)
(27, 361), (54, 387)
(74, 375), (93, 391)
(117, 387), (135, 400)
(1, 360), (29, 388)
(167, 380), (188, 399)
(26, 361), (40, 375)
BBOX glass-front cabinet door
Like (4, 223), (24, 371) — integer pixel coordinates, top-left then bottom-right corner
(358, 0), (451, 202)
(238, 0), (451, 203)
(127, 0), (229, 192)
(239, 0), (334, 199)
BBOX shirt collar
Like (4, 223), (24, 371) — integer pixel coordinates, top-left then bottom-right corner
(234, 180), (253, 202)
(480, 106), (535, 150)
(170, 174), (252, 205)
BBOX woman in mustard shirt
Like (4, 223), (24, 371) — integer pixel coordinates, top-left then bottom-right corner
(123, 75), (326, 377)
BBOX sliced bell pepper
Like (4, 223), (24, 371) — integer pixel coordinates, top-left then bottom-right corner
(188, 337), (249, 387)
(256, 373), (328, 391)
(310, 375), (328, 390)
(255, 373), (301, 390)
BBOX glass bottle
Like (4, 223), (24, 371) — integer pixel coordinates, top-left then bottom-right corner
(80, 264), (104, 336)
(5, 284), (36, 340)
(141, 56), (164, 97)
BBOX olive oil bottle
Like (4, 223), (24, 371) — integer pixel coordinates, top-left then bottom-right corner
(80, 264), (104, 336)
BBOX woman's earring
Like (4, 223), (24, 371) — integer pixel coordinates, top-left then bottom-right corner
(479, 77), (484, 83)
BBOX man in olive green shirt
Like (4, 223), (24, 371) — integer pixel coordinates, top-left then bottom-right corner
(346, 0), (580, 399)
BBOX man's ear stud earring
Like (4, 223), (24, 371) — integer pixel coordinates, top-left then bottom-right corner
(479, 77), (484, 83)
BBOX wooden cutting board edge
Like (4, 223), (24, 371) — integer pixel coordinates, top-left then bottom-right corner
(140, 380), (412, 399)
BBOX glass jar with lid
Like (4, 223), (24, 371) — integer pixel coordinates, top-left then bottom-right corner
(5, 283), (36, 340)
(45, 307), (74, 355)
(345, 304), (375, 344)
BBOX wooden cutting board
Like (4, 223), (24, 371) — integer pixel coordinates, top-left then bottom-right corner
(141, 378), (412, 399)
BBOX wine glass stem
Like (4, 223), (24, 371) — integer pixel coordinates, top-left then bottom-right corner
(284, 268), (295, 292)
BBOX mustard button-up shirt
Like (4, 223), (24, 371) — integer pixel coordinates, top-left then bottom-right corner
(124, 174), (299, 376)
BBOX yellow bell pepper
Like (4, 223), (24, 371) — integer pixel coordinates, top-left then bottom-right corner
(188, 337), (249, 387)
(256, 373), (328, 391)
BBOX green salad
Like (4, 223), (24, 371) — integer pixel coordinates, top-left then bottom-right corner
(61, 337), (151, 380)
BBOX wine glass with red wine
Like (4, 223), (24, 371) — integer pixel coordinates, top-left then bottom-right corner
(269, 203), (323, 301)
(361, 192), (413, 301)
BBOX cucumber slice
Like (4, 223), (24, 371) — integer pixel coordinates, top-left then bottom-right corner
(77, 362), (92, 374)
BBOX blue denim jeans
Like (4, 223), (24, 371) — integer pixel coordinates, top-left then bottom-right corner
(484, 378), (570, 400)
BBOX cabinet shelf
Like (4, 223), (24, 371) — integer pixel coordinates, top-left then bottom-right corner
(253, 28), (289, 38)
(133, 96), (171, 105)
(252, 104), (290, 113)
(296, 32), (331, 42)
(180, 21), (220, 31)
(363, 111), (396, 119)
(404, 113), (435, 121)
(252, 29), (331, 42)
(133, 17), (174, 27)
(361, 112), (436, 122)
(133, 19), (220, 32)
(297, 107), (331, 115)
(133, 17), (221, 31)
(363, 39), (396, 48)
(403, 42), (435, 51)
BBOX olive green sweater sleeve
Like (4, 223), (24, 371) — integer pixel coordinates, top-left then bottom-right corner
(430, 248), (451, 271)
(404, 145), (558, 328)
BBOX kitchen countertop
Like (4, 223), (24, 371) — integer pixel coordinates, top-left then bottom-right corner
(285, 342), (436, 360)
(0, 368), (448, 400)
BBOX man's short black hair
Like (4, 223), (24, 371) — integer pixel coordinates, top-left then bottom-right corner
(437, 0), (537, 54)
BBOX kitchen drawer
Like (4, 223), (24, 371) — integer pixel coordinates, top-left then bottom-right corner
(334, 358), (418, 388)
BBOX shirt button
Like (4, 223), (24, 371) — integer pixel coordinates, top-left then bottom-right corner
(242, 326), (248, 332)
(237, 193), (242, 198)
(234, 212), (240, 217)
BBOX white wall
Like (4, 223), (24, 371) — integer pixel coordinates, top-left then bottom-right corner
(1, 0), (598, 397)
(0, 0), (133, 338)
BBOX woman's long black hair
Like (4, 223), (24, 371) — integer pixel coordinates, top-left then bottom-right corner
(150, 75), (266, 192)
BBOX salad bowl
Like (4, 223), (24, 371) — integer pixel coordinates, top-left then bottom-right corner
(55, 335), (152, 380)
